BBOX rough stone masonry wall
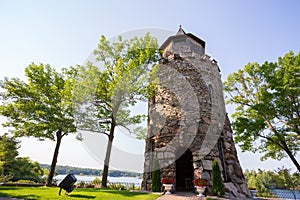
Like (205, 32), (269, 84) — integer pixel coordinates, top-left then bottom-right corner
(142, 54), (251, 198)
(221, 115), (252, 198)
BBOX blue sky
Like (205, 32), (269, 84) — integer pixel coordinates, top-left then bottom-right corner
(0, 0), (300, 172)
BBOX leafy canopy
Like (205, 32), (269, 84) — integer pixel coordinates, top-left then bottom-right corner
(224, 51), (300, 167)
(0, 63), (77, 139)
(0, 64), (77, 185)
(0, 134), (44, 182)
(74, 33), (160, 138)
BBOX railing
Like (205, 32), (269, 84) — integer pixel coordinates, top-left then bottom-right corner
(271, 189), (300, 200)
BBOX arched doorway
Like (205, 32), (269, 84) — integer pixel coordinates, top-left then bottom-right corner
(175, 149), (194, 191)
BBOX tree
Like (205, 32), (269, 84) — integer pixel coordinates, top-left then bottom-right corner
(255, 178), (274, 198)
(211, 160), (224, 197)
(11, 157), (44, 183)
(224, 51), (300, 172)
(73, 33), (159, 187)
(276, 167), (300, 190)
(0, 133), (44, 183)
(0, 133), (19, 181)
(151, 159), (161, 192)
(245, 169), (278, 190)
(0, 64), (77, 186)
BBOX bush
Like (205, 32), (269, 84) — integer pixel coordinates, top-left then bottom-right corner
(128, 183), (136, 190)
(92, 177), (102, 188)
(151, 159), (162, 192)
(16, 179), (35, 184)
(76, 181), (86, 188)
(0, 174), (12, 182)
(211, 160), (224, 197)
(108, 183), (125, 190)
(10, 157), (44, 183)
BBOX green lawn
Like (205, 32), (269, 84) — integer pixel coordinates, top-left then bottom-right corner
(0, 186), (161, 200)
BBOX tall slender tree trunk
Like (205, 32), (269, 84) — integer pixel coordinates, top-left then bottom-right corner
(282, 141), (300, 173)
(46, 131), (63, 186)
(101, 119), (115, 188)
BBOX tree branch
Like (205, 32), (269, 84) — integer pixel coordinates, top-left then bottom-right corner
(77, 128), (109, 137)
(256, 131), (285, 150)
(117, 124), (134, 135)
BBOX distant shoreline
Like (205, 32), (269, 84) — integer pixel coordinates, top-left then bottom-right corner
(55, 174), (142, 185)
(40, 163), (142, 178)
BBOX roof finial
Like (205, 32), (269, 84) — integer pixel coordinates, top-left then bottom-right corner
(176, 25), (185, 35)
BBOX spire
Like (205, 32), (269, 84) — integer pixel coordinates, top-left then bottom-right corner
(176, 25), (186, 35)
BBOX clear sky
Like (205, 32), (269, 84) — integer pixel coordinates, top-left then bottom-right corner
(0, 0), (299, 173)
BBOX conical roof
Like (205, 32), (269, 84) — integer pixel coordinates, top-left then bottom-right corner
(160, 26), (205, 50)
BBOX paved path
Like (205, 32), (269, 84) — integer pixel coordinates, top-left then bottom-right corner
(155, 192), (237, 200)
(156, 192), (209, 200)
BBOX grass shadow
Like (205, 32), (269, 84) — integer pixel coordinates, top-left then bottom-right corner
(0, 186), (23, 191)
(69, 194), (96, 199)
(100, 189), (152, 197)
(0, 187), (38, 199)
(0, 194), (39, 200)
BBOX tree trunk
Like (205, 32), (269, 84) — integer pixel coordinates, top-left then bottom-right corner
(282, 141), (300, 173)
(101, 119), (115, 188)
(46, 131), (63, 186)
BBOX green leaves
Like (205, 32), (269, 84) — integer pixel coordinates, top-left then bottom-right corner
(211, 160), (224, 197)
(0, 144), (45, 183)
(224, 51), (300, 171)
(245, 167), (300, 194)
(151, 159), (162, 192)
(0, 63), (76, 140)
(75, 33), (159, 138)
(83, 33), (159, 188)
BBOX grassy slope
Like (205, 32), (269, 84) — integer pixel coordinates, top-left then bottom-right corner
(0, 186), (161, 200)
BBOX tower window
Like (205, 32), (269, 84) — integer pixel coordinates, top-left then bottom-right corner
(173, 38), (186, 44)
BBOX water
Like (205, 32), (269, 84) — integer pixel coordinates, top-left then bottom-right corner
(55, 176), (300, 199)
(55, 174), (142, 186)
(251, 189), (300, 200)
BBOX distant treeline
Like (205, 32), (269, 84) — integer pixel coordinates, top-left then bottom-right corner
(40, 164), (142, 177)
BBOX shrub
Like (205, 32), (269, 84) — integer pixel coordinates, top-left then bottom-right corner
(108, 183), (125, 190)
(151, 159), (162, 192)
(17, 179), (35, 183)
(76, 181), (85, 188)
(92, 177), (102, 188)
(211, 160), (224, 197)
(0, 174), (12, 182)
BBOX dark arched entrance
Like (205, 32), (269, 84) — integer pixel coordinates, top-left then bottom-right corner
(175, 149), (194, 191)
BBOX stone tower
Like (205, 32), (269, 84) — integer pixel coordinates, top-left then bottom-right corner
(142, 27), (251, 198)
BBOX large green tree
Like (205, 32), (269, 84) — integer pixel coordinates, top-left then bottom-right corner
(11, 157), (44, 183)
(224, 51), (300, 172)
(0, 133), (44, 182)
(0, 64), (77, 185)
(73, 33), (159, 187)
(0, 133), (19, 181)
